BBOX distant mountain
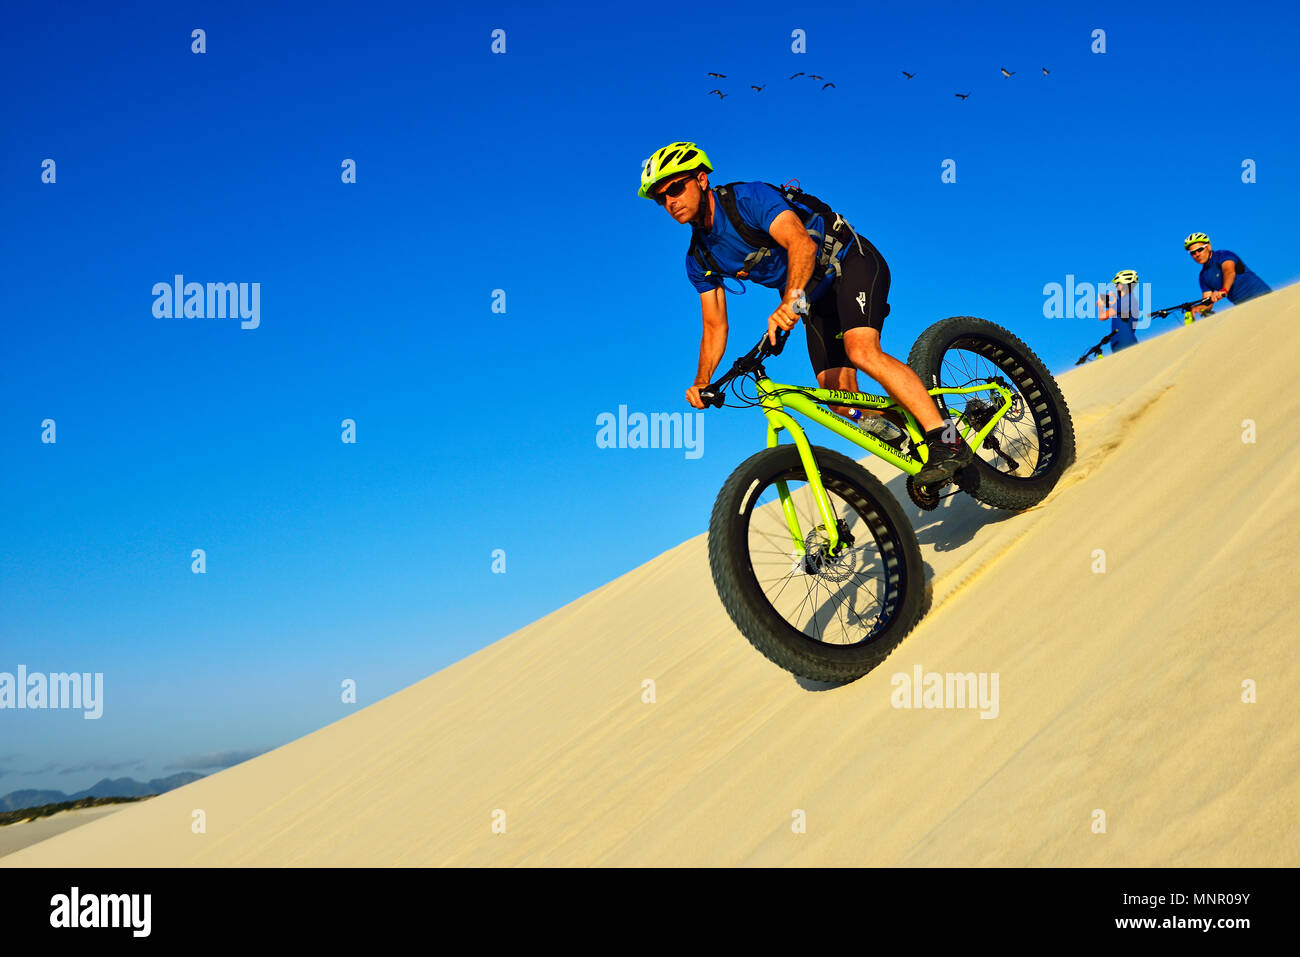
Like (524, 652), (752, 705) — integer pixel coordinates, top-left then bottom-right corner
(0, 773), (205, 812)
(0, 790), (67, 812)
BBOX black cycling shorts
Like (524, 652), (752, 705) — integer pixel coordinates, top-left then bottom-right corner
(804, 234), (891, 376)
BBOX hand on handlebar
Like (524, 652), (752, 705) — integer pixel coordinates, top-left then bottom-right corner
(693, 308), (805, 411)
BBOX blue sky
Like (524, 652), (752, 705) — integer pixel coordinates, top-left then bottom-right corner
(3, 0), (1297, 796)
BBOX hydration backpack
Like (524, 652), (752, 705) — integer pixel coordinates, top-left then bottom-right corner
(688, 181), (848, 284)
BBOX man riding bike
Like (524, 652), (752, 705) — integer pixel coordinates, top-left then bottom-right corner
(640, 141), (972, 486)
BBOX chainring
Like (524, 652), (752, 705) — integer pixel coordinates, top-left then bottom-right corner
(906, 475), (944, 511)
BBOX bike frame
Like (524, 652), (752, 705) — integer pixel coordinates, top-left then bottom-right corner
(757, 378), (1014, 556)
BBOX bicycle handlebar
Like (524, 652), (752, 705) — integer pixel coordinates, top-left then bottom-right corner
(698, 329), (788, 407)
(1149, 297), (1215, 319)
(1075, 332), (1114, 365)
(697, 297), (807, 408)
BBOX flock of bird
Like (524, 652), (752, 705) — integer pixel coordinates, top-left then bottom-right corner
(705, 71), (834, 99)
(705, 66), (1051, 101)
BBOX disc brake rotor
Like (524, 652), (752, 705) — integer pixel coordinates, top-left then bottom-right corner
(799, 521), (857, 582)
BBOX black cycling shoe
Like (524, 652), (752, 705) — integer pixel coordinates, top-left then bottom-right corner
(915, 430), (974, 486)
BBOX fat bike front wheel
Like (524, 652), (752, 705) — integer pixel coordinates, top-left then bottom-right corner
(707, 444), (927, 682)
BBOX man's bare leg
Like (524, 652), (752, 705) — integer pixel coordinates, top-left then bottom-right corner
(841, 328), (946, 432)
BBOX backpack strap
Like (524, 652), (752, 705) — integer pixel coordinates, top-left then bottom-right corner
(717, 183), (774, 249)
(688, 181), (854, 289)
(763, 182), (860, 296)
(689, 183), (777, 281)
(688, 233), (729, 281)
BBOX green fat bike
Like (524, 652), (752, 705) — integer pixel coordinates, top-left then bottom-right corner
(700, 313), (1076, 682)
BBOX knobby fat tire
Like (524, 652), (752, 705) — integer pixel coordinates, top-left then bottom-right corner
(907, 316), (1077, 511)
(708, 444), (928, 682)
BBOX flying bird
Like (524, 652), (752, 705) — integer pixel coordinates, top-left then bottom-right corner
(955, 92), (970, 99)
(751, 84), (765, 92)
(902, 71), (915, 79)
(1000, 67), (1014, 77)
(1042, 67), (1050, 75)
(708, 90), (727, 99)
(789, 71), (804, 79)
(822, 82), (835, 90)
(707, 72), (726, 78)
(807, 74), (824, 80)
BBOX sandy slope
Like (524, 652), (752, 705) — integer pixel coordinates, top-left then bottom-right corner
(7, 286), (1298, 867)
(0, 805), (132, 858)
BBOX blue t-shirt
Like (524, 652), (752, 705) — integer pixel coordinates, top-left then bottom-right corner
(1198, 249), (1272, 304)
(686, 182), (828, 294)
(1103, 291), (1140, 351)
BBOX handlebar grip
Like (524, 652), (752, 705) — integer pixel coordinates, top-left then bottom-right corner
(698, 388), (724, 408)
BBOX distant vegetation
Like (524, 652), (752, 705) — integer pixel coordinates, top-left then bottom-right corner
(0, 772), (205, 813)
(0, 795), (153, 827)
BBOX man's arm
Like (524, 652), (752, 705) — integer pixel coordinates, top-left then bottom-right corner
(1212, 259), (1237, 300)
(768, 209), (819, 298)
(764, 209), (819, 343)
(1097, 293), (1115, 321)
(687, 286), (728, 408)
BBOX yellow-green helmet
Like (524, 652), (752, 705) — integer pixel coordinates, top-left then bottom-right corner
(1184, 232), (1210, 249)
(1112, 269), (1139, 285)
(639, 141), (713, 199)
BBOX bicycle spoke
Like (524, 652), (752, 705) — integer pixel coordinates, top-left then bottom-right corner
(939, 345), (1047, 478)
(744, 472), (895, 648)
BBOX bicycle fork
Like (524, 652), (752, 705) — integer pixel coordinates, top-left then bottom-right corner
(763, 409), (845, 559)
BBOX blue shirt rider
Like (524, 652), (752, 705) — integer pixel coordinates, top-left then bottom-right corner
(1098, 269), (1142, 353)
(1186, 233), (1272, 317)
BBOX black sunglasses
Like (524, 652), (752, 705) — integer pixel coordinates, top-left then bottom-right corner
(1188, 245), (1209, 255)
(653, 176), (695, 206)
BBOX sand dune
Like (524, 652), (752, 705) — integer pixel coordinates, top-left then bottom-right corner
(0, 805), (133, 858)
(6, 286), (1298, 867)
